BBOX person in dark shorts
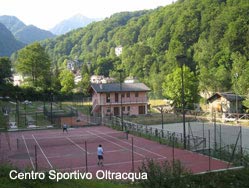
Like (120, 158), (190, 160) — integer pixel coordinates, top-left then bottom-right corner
(63, 123), (68, 133)
(97, 144), (104, 166)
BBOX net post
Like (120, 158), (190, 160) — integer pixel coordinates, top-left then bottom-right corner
(17, 138), (19, 150)
(131, 137), (134, 172)
(85, 141), (88, 172)
(35, 145), (38, 171)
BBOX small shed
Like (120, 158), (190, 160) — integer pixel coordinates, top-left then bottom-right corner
(207, 92), (244, 113)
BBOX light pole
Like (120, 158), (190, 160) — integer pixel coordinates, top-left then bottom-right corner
(234, 73), (239, 123)
(117, 69), (124, 131)
(176, 54), (187, 149)
(15, 94), (19, 127)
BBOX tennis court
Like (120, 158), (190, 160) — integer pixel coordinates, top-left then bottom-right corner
(1, 126), (228, 174)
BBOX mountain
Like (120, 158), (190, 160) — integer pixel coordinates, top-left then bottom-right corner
(0, 23), (24, 56)
(0, 15), (55, 44)
(50, 14), (101, 35)
(15, 25), (55, 44)
(0, 15), (26, 34)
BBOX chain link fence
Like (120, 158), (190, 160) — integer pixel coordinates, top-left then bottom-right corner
(102, 115), (246, 167)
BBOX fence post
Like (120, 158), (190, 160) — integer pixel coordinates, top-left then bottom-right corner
(155, 128), (158, 137)
(214, 114), (217, 151)
(240, 126), (243, 166)
(172, 133), (175, 165)
(35, 112), (37, 127)
(131, 137), (134, 172)
(35, 145), (38, 171)
(208, 130), (211, 171)
(187, 135), (190, 150)
(219, 124), (222, 160)
(85, 141), (88, 172)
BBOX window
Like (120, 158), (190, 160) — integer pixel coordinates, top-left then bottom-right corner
(122, 106), (125, 112)
(115, 93), (119, 102)
(107, 108), (111, 113)
(121, 92), (125, 98)
(126, 92), (130, 98)
(106, 93), (110, 103)
(127, 106), (130, 111)
(135, 92), (139, 97)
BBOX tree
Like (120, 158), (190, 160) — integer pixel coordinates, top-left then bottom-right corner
(0, 57), (12, 85)
(59, 69), (75, 93)
(79, 73), (90, 95)
(162, 66), (198, 108)
(94, 57), (116, 77)
(231, 52), (249, 95)
(16, 42), (51, 90)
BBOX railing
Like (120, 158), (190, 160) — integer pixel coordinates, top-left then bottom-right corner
(101, 97), (148, 106)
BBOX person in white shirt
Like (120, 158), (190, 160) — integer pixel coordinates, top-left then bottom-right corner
(97, 144), (104, 166)
(62, 123), (68, 133)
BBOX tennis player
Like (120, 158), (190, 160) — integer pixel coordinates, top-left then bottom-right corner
(63, 123), (68, 133)
(97, 144), (104, 166)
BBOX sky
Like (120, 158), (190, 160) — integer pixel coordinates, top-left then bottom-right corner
(0, 0), (174, 30)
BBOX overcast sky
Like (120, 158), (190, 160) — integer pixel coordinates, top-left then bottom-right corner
(0, 0), (174, 30)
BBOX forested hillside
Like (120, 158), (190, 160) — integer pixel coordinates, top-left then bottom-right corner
(0, 23), (24, 56)
(39, 0), (249, 100)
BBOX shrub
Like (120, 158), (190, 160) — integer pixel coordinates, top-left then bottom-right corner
(139, 159), (191, 188)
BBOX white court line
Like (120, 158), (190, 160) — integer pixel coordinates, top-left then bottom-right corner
(22, 135), (35, 170)
(66, 137), (89, 154)
(27, 131), (122, 141)
(32, 134), (53, 169)
(93, 130), (167, 159)
(59, 157), (167, 172)
(47, 149), (127, 159)
(87, 131), (145, 158)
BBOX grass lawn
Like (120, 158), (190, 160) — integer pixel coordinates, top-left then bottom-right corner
(123, 113), (192, 125)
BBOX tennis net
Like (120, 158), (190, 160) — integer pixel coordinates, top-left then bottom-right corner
(17, 131), (128, 149)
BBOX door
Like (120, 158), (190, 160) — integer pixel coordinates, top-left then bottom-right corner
(114, 107), (120, 116)
(138, 106), (145, 114)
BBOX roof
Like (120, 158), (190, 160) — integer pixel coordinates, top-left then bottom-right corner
(90, 83), (151, 93)
(207, 92), (244, 102)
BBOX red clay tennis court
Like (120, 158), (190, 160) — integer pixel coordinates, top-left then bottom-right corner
(1, 126), (228, 174)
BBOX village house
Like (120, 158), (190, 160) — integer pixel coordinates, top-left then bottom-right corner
(89, 83), (150, 117)
(115, 45), (123, 56)
(207, 92), (244, 114)
(90, 75), (115, 84)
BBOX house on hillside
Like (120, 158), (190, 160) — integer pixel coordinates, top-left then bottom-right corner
(207, 92), (244, 113)
(89, 83), (151, 117)
(124, 76), (139, 84)
(115, 46), (123, 56)
(90, 75), (115, 84)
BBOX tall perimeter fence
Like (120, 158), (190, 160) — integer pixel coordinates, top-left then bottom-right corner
(101, 115), (249, 168)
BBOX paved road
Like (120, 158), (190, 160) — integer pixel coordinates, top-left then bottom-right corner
(149, 122), (249, 150)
